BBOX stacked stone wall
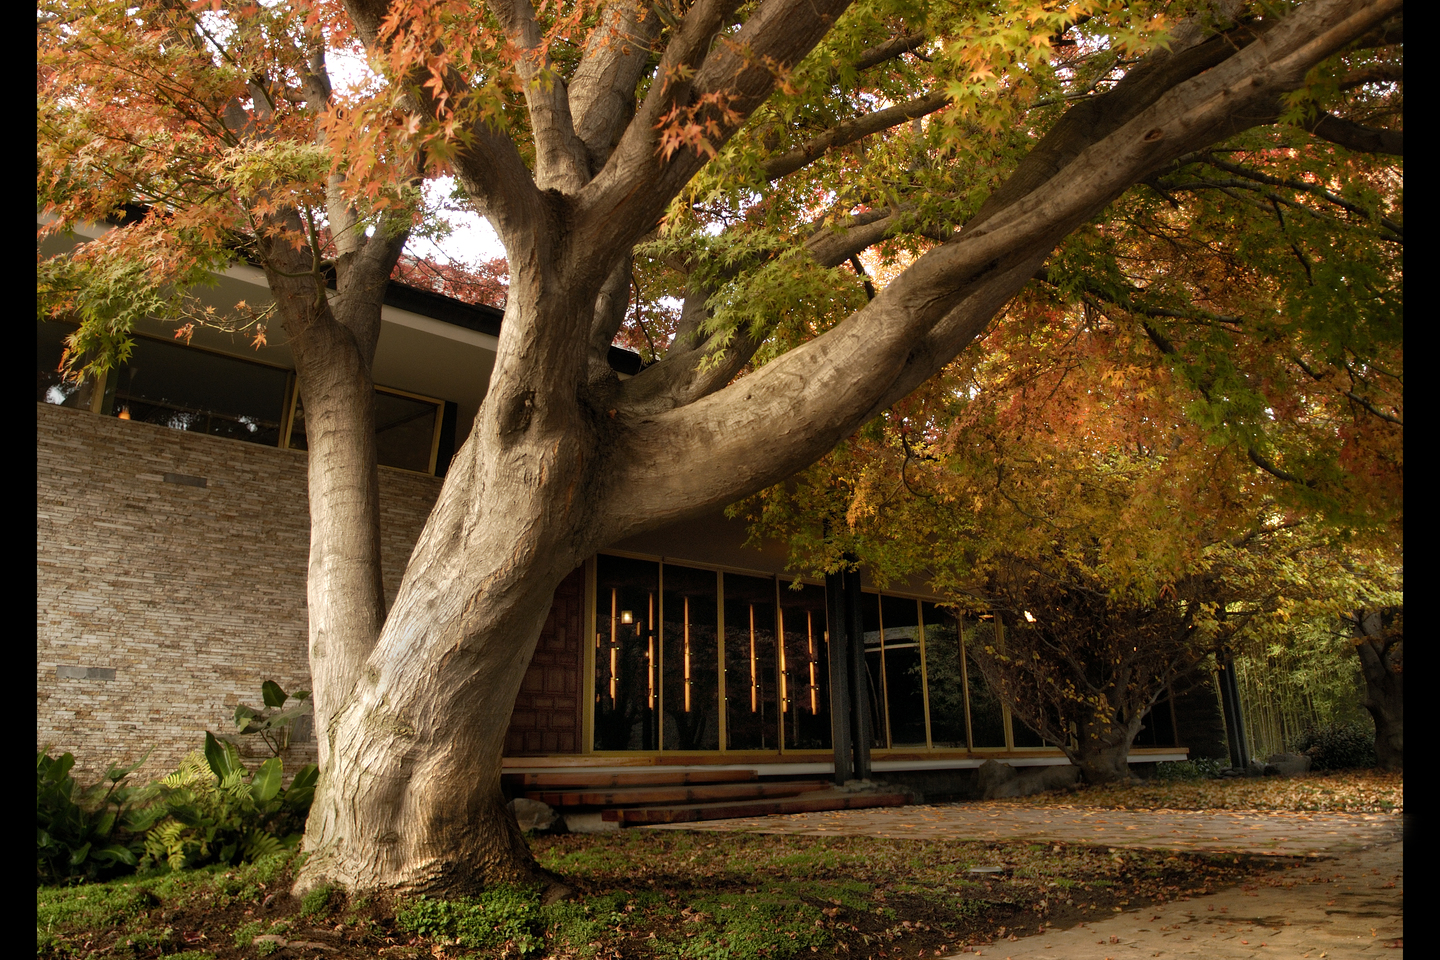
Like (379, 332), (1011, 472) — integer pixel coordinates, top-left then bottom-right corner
(37, 403), (444, 780)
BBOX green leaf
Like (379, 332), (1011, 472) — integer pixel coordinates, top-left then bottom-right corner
(105, 746), (154, 783)
(261, 680), (288, 708)
(283, 764), (319, 809)
(204, 731), (243, 782)
(250, 757), (283, 804)
(234, 703), (261, 732)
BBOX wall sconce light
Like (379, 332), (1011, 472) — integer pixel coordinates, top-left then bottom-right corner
(620, 610), (634, 625)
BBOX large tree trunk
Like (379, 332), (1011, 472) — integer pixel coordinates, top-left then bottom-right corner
(1354, 608), (1402, 770)
(296, 285), (606, 896)
(1066, 715), (1146, 785)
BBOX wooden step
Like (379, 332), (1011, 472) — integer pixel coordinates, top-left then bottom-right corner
(504, 769), (759, 789)
(602, 789), (909, 825)
(525, 779), (832, 808)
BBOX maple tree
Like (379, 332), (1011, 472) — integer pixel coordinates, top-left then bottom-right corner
(39, 0), (1402, 896)
(740, 114), (1402, 781)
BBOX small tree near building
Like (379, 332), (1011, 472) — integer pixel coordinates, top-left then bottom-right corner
(963, 555), (1230, 784)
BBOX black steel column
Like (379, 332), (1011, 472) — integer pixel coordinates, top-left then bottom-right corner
(843, 568), (873, 780)
(825, 571), (854, 785)
(1215, 650), (1250, 769)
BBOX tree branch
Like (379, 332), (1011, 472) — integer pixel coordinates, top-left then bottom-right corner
(342, 0), (546, 253)
(761, 92), (949, 181)
(1308, 110), (1403, 155)
(568, 1), (665, 173)
(577, 0), (853, 257)
(488, 0), (590, 192)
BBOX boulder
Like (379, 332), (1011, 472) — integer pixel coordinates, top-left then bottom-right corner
(508, 797), (560, 833)
(1266, 752), (1313, 777)
(976, 760), (1018, 799)
(977, 760), (1081, 799)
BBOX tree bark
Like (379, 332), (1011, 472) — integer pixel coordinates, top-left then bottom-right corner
(1067, 727), (1143, 785)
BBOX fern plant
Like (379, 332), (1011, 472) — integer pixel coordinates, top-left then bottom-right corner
(143, 734), (317, 871)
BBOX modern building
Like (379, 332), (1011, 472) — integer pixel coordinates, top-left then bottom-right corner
(38, 217), (1218, 817)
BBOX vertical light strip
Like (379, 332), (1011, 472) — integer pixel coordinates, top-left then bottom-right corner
(608, 587), (618, 703)
(749, 603), (758, 713)
(647, 592), (655, 709)
(807, 609), (818, 714)
(778, 606), (788, 713)
(683, 595), (692, 712)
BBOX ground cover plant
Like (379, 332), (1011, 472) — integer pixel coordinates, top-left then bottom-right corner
(38, 840), (1291, 959)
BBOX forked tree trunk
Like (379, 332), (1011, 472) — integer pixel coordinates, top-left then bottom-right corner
(295, 454), (586, 894)
(295, 283), (607, 896)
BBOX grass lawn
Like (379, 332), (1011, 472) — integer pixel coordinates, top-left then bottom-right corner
(37, 769), (1400, 960)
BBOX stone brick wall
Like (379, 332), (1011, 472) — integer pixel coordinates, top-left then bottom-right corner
(37, 403), (442, 781)
(506, 567), (587, 755)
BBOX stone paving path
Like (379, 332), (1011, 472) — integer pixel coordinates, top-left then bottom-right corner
(644, 803), (1404, 958)
(644, 801), (1400, 858)
(951, 838), (1403, 959)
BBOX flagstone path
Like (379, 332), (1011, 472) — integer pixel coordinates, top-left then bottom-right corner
(643, 801), (1400, 858)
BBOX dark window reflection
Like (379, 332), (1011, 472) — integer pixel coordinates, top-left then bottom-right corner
(38, 321), (101, 411)
(593, 555), (660, 751)
(922, 603), (967, 747)
(965, 622), (1007, 747)
(725, 574), (778, 750)
(861, 592), (886, 748)
(50, 331), (290, 447)
(882, 595), (927, 746)
(290, 388), (439, 473)
(662, 564), (719, 751)
(1011, 716), (1048, 747)
(1133, 689), (1176, 747)
(779, 582), (831, 750)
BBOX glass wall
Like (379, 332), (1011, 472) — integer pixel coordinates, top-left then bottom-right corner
(662, 565), (720, 751)
(922, 602), (967, 747)
(779, 583), (831, 750)
(593, 555), (660, 750)
(964, 622), (1009, 747)
(723, 573), (778, 750)
(590, 555), (1176, 755)
(881, 596), (928, 747)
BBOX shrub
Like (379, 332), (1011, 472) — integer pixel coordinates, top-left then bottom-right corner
(1154, 757), (1227, 781)
(1294, 721), (1378, 770)
(37, 749), (165, 886)
(142, 734), (318, 872)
